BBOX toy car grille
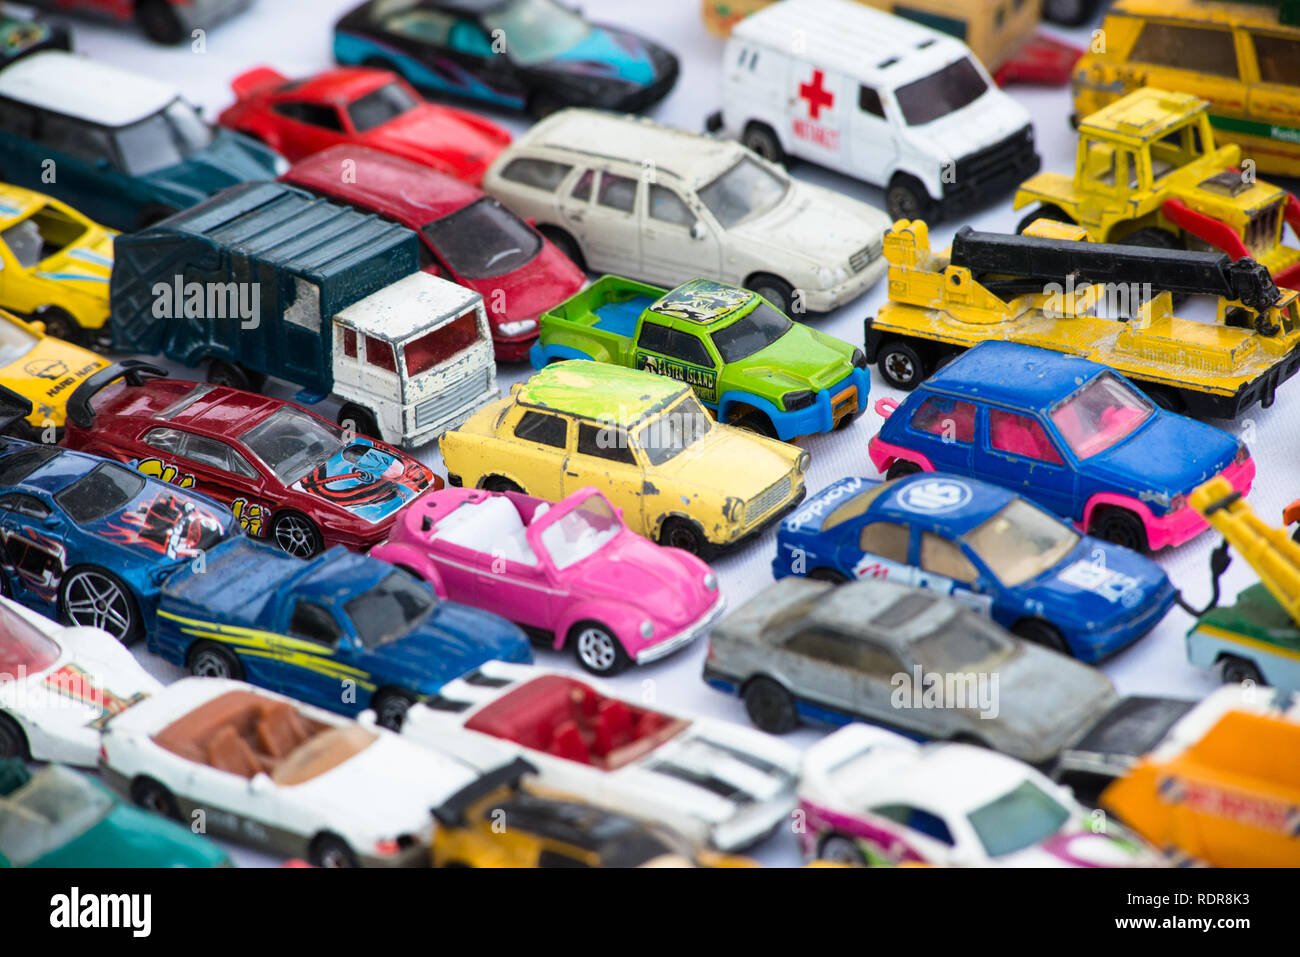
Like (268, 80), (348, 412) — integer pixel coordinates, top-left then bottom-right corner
(849, 239), (882, 274)
(745, 477), (791, 525)
(1246, 205), (1282, 257)
(414, 370), (491, 430)
(954, 125), (1032, 185)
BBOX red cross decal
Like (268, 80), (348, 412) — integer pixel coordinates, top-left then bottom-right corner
(799, 69), (834, 119)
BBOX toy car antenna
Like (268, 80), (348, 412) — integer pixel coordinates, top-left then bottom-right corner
(0, 384), (32, 435)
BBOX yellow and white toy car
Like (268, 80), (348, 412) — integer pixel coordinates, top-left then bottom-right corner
(0, 307), (107, 437)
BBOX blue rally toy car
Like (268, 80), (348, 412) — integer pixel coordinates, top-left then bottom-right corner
(152, 538), (533, 728)
(867, 342), (1255, 554)
(772, 473), (1176, 662)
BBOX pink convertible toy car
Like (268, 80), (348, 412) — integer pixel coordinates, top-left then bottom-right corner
(372, 487), (725, 675)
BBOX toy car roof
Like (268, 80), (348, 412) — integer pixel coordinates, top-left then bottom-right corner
(1079, 87), (1207, 142)
(732, 0), (975, 87)
(650, 279), (754, 326)
(337, 271), (480, 341)
(1110, 0), (1295, 29)
(0, 184), (48, 223)
(0, 51), (178, 128)
(868, 474), (1023, 537)
(273, 67), (395, 105)
(922, 341), (1106, 410)
(284, 146), (480, 225)
(515, 362), (688, 425)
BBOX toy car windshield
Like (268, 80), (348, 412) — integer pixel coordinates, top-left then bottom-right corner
(538, 495), (622, 570)
(966, 778), (1070, 858)
(962, 499), (1081, 588)
(635, 393), (713, 466)
(3, 205), (89, 270)
(421, 197), (542, 279)
(347, 81), (420, 133)
(895, 57), (989, 127)
(343, 570), (437, 649)
(0, 766), (111, 867)
(711, 302), (792, 362)
(0, 316), (38, 366)
(240, 406), (347, 483)
(697, 156), (788, 229)
(478, 0), (593, 65)
(1049, 371), (1153, 459)
(0, 605), (58, 675)
(907, 614), (1013, 672)
(116, 100), (214, 177)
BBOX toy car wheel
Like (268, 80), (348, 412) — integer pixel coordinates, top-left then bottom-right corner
(206, 359), (259, 393)
(742, 122), (786, 166)
(0, 714), (29, 761)
(482, 475), (524, 493)
(1220, 655), (1264, 686)
(337, 403), (381, 440)
(187, 641), (245, 681)
(309, 833), (359, 868)
(731, 410), (779, 439)
(136, 0), (184, 44)
(372, 690), (416, 731)
(1118, 228), (1181, 251)
(818, 834), (866, 866)
(35, 308), (82, 345)
(885, 460), (922, 481)
(746, 274), (795, 315)
(877, 340), (927, 391)
(1142, 386), (1185, 414)
(885, 174), (933, 222)
(571, 621), (630, 676)
(1011, 618), (1070, 656)
(807, 568), (848, 584)
(1015, 204), (1073, 235)
(658, 517), (707, 557)
(59, 567), (140, 644)
(130, 776), (181, 820)
(1089, 508), (1149, 554)
(1042, 0), (1092, 26)
(537, 226), (586, 272)
(271, 511), (324, 559)
(742, 676), (799, 734)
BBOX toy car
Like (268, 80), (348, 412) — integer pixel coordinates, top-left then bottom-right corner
(62, 363), (441, 557)
(867, 341), (1255, 553)
(281, 146), (584, 362)
(485, 109), (890, 316)
(0, 183), (115, 347)
(705, 0), (1039, 221)
(1016, 87), (1300, 287)
(218, 66), (511, 187)
(703, 576), (1119, 764)
(0, 595), (158, 764)
(21, 0), (251, 45)
(1100, 684), (1300, 867)
(0, 308), (107, 440)
(0, 759), (229, 868)
(99, 676), (506, 867)
(152, 537), (532, 728)
(333, 0), (679, 117)
(530, 276), (869, 440)
(373, 486), (724, 675)
(430, 759), (755, 867)
(799, 723), (1164, 867)
(0, 52), (285, 231)
(773, 473), (1175, 662)
(0, 12), (67, 73)
(401, 662), (801, 851)
(0, 436), (240, 643)
(439, 361), (809, 557)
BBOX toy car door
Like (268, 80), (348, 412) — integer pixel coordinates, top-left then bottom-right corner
(561, 422), (645, 537)
(276, 599), (357, 711)
(0, 492), (64, 607)
(34, 113), (143, 231)
(977, 408), (1077, 519)
(847, 81), (897, 188)
(634, 321), (722, 407)
(505, 408), (570, 501)
(845, 518), (915, 584)
(640, 184), (721, 287)
(777, 626), (859, 717)
(914, 531), (994, 616)
(559, 169), (641, 277)
(904, 395), (976, 472)
(166, 430), (268, 539)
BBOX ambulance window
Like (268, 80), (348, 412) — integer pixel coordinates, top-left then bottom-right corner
(597, 173), (637, 214)
(571, 169), (594, 201)
(859, 521), (910, 562)
(1129, 23), (1238, 79)
(1253, 33), (1300, 86)
(858, 86), (885, 118)
(500, 158), (572, 192)
(649, 186), (693, 227)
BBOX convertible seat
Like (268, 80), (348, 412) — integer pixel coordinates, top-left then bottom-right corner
(256, 701), (312, 759)
(434, 496), (537, 565)
(206, 725), (264, 779)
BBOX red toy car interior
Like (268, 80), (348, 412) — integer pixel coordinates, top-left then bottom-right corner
(989, 409), (1063, 464)
(911, 397), (975, 444)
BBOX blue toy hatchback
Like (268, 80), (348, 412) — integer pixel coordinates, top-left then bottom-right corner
(867, 341), (1254, 553)
(772, 473), (1175, 661)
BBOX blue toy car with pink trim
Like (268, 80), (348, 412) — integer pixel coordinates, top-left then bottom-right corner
(772, 473), (1174, 661)
(867, 342), (1255, 553)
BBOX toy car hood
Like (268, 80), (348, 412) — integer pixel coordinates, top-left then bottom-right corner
(726, 181), (889, 271)
(85, 484), (236, 566)
(140, 127), (284, 205)
(364, 106), (508, 184)
(0, 334), (107, 427)
(651, 426), (798, 500)
(529, 24), (664, 89)
(290, 438), (434, 525)
(383, 601), (532, 690)
(728, 326), (856, 393)
(1080, 412), (1240, 504)
(1002, 537), (1172, 627)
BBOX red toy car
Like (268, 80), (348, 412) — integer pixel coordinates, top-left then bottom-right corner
(62, 363), (441, 558)
(217, 66), (511, 186)
(23, 0), (249, 45)
(282, 146), (585, 362)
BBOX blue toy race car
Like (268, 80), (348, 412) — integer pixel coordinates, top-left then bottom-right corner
(867, 342), (1254, 553)
(773, 473), (1175, 662)
(0, 438), (241, 643)
(152, 538), (533, 728)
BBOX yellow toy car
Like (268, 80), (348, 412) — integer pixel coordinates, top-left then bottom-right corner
(0, 308), (107, 437)
(1016, 87), (1300, 288)
(438, 361), (809, 557)
(0, 184), (115, 346)
(1073, 0), (1300, 178)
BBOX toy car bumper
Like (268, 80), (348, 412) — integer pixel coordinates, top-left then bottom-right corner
(799, 255), (888, 312)
(1069, 582), (1177, 662)
(940, 126), (1040, 216)
(719, 483), (808, 548)
(636, 595), (727, 664)
(400, 372), (500, 449)
(1129, 456), (1256, 551)
(768, 368), (870, 440)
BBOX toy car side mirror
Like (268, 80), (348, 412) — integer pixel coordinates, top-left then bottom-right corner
(690, 221), (707, 241)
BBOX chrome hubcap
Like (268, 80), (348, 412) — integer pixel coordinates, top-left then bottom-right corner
(192, 651), (230, 678)
(274, 515), (317, 557)
(65, 572), (131, 638)
(577, 628), (617, 672)
(884, 353), (915, 383)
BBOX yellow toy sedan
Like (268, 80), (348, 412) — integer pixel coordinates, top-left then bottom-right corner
(0, 184), (115, 346)
(439, 361), (809, 557)
(0, 308), (107, 437)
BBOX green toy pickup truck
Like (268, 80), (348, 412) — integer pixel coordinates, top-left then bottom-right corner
(529, 276), (868, 440)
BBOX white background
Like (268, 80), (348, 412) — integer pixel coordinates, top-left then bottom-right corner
(18, 0), (1298, 867)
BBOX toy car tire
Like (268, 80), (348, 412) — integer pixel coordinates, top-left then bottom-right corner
(658, 516), (708, 557)
(206, 359), (263, 393)
(570, 620), (630, 676)
(1219, 655), (1264, 686)
(372, 689), (416, 731)
(745, 274), (795, 316)
(818, 833), (866, 866)
(741, 122), (787, 166)
(730, 409), (779, 439)
(1141, 385), (1186, 414)
(130, 776), (182, 821)
(1117, 227), (1181, 252)
(537, 226), (585, 272)
(1088, 508), (1149, 554)
(58, 566), (141, 644)
(1042, 0), (1094, 26)
(481, 475), (524, 494)
(807, 567), (848, 584)
(136, 0), (184, 44)
(885, 459), (922, 481)
(186, 641), (245, 681)
(885, 174), (934, 222)
(0, 713), (29, 761)
(1011, 618), (1070, 656)
(271, 510), (325, 559)
(742, 676), (799, 734)
(1015, 203), (1073, 235)
(34, 307), (82, 346)
(877, 339), (928, 391)
(337, 403), (381, 441)
(309, 833), (360, 869)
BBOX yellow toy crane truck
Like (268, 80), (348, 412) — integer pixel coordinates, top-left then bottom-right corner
(1014, 87), (1300, 289)
(863, 218), (1300, 417)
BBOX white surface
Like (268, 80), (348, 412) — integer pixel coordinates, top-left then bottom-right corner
(24, 0), (1297, 867)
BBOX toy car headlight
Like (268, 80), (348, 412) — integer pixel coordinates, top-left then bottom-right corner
(640, 620), (655, 639)
(783, 390), (815, 411)
(816, 267), (835, 290)
(797, 451), (811, 474)
(703, 572), (718, 591)
(498, 318), (538, 337)
(723, 497), (743, 522)
(272, 154), (290, 176)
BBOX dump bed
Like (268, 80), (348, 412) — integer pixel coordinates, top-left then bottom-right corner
(536, 274), (666, 364)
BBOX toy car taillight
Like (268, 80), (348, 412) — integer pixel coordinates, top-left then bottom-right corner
(1168, 493), (1187, 513)
(1234, 444), (1250, 466)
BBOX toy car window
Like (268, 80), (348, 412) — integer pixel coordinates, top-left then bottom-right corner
(0, 766), (111, 867)
(894, 57), (987, 126)
(920, 532), (978, 584)
(1129, 22), (1239, 80)
(1048, 371), (1152, 460)
(0, 602), (58, 676)
(635, 394), (711, 466)
(481, 0), (593, 66)
(0, 98), (35, 137)
(0, 314), (37, 366)
(0, 492), (50, 519)
(859, 521), (910, 562)
(514, 410), (568, 448)
(143, 427), (186, 456)
(347, 82), (419, 133)
(858, 85), (885, 118)
(274, 100), (344, 132)
(571, 169), (594, 202)
(364, 335), (397, 373)
(711, 302), (792, 362)
(821, 484), (889, 531)
(966, 779), (1069, 858)
(501, 158), (573, 192)
(988, 410), (1063, 465)
(339, 326), (358, 358)
(698, 156), (788, 229)
(240, 406), (346, 484)
(576, 422), (636, 466)
(52, 463), (145, 524)
(344, 570), (436, 649)
(403, 310), (481, 375)
(909, 396), (975, 444)
(539, 494), (621, 570)
(183, 434), (236, 471)
(872, 805), (954, 846)
(288, 600), (343, 647)
(648, 186), (694, 228)
(1253, 33), (1300, 86)
(381, 9), (454, 43)
(637, 320), (672, 353)
(597, 173), (638, 215)
(38, 112), (116, 168)
(910, 618), (1009, 671)
(962, 499), (1079, 588)
(666, 329), (713, 367)
(784, 627), (897, 675)
(447, 18), (494, 58)
(114, 100), (214, 177)
(420, 197), (542, 279)
(0, 444), (59, 486)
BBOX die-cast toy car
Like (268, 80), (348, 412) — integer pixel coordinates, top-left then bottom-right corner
(373, 486), (724, 674)
(63, 363), (440, 557)
(868, 341), (1255, 553)
(773, 473), (1174, 661)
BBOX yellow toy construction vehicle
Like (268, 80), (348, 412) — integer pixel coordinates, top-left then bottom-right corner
(863, 218), (1300, 417)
